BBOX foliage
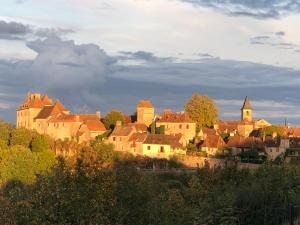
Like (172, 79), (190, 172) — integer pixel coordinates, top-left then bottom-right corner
(0, 119), (13, 145)
(185, 93), (218, 130)
(160, 125), (165, 134)
(10, 128), (34, 148)
(0, 145), (56, 185)
(150, 121), (156, 134)
(93, 130), (111, 142)
(103, 110), (124, 129)
(31, 134), (50, 152)
(260, 125), (284, 137)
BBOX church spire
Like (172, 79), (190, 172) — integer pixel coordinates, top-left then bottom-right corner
(241, 96), (252, 121)
(241, 96), (252, 110)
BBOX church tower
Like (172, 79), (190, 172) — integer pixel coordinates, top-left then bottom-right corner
(241, 96), (252, 121)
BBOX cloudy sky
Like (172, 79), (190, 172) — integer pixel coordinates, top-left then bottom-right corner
(1, 0), (300, 125)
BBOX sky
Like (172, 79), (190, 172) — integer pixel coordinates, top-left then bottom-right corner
(1, 0), (300, 125)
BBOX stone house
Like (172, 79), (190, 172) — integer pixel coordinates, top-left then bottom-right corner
(16, 93), (106, 143)
(156, 110), (196, 146)
(142, 134), (185, 158)
(199, 134), (226, 156)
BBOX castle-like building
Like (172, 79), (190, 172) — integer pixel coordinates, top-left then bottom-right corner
(16, 93), (106, 143)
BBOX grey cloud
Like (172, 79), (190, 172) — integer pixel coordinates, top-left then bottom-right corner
(118, 51), (175, 63)
(181, 0), (300, 19)
(250, 32), (299, 51)
(2, 37), (300, 125)
(275, 31), (285, 36)
(0, 20), (31, 40)
(0, 20), (74, 40)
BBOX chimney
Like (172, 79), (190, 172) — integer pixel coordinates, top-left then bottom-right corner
(96, 111), (101, 119)
(116, 120), (122, 127)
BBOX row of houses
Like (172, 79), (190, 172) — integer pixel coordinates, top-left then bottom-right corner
(16, 93), (300, 161)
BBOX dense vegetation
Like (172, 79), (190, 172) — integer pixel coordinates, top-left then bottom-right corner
(1, 119), (300, 225)
(185, 93), (218, 130)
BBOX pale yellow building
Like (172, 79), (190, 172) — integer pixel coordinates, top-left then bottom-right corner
(136, 100), (155, 127)
(142, 134), (185, 158)
(156, 110), (196, 145)
(16, 93), (106, 143)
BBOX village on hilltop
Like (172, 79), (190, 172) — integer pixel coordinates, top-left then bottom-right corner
(16, 92), (300, 164)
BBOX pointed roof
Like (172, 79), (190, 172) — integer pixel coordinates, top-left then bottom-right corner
(241, 96), (252, 110)
(54, 100), (67, 111)
(41, 95), (53, 105)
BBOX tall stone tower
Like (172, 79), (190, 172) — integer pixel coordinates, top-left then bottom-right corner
(241, 96), (252, 121)
(137, 100), (155, 126)
(16, 93), (53, 129)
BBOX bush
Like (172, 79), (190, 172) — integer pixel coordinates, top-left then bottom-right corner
(31, 134), (50, 152)
(10, 128), (33, 147)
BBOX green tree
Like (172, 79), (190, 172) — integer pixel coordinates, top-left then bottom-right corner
(160, 125), (165, 134)
(31, 134), (50, 152)
(103, 110), (124, 129)
(0, 119), (13, 145)
(185, 93), (218, 130)
(150, 122), (156, 134)
(260, 125), (284, 137)
(10, 128), (33, 148)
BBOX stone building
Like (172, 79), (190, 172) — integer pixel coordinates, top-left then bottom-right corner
(136, 100), (155, 127)
(16, 93), (106, 143)
(156, 110), (196, 145)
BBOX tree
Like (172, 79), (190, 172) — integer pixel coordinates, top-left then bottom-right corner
(31, 134), (50, 152)
(160, 125), (165, 134)
(0, 119), (13, 145)
(103, 110), (124, 129)
(185, 93), (218, 130)
(259, 125), (284, 138)
(10, 128), (34, 148)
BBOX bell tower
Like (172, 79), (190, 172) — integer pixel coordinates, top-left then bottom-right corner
(241, 96), (252, 121)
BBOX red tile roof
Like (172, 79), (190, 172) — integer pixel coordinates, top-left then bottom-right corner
(137, 100), (154, 108)
(35, 104), (64, 120)
(129, 133), (148, 142)
(201, 134), (225, 148)
(158, 112), (193, 123)
(84, 120), (106, 132)
(227, 136), (264, 148)
(143, 134), (183, 148)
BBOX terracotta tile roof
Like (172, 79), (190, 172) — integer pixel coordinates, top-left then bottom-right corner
(158, 112), (193, 123)
(48, 114), (77, 123)
(227, 136), (264, 148)
(201, 127), (217, 135)
(288, 128), (300, 137)
(127, 123), (148, 132)
(143, 134), (183, 148)
(201, 134), (225, 148)
(241, 96), (252, 110)
(110, 124), (136, 136)
(129, 132), (148, 142)
(217, 121), (239, 133)
(84, 120), (106, 132)
(41, 95), (53, 105)
(137, 100), (154, 108)
(78, 114), (98, 122)
(35, 104), (63, 120)
(54, 100), (68, 111)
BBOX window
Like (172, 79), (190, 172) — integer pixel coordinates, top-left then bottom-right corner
(160, 146), (164, 153)
(269, 149), (272, 152)
(179, 124), (182, 129)
(147, 146), (151, 150)
(113, 137), (116, 141)
(276, 149), (279, 152)
(186, 124), (189, 129)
